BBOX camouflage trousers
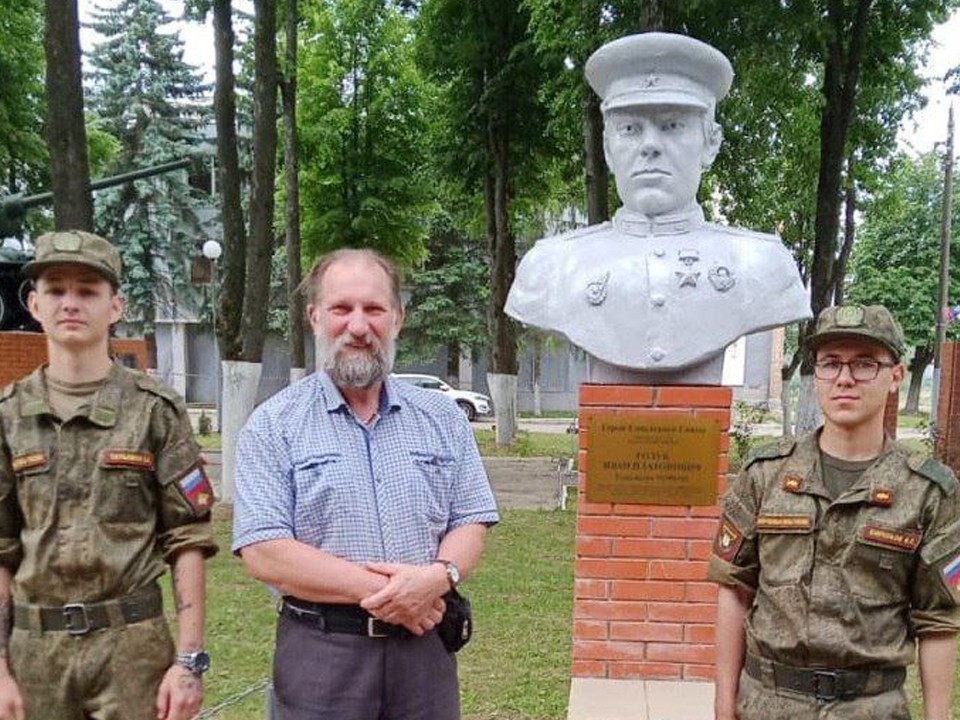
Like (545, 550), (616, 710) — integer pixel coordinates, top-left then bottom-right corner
(9, 615), (175, 720)
(737, 669), (911, 720)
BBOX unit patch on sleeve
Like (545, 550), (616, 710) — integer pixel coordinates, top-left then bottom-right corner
(859, 524), (921, 552)
(101, 450), (156, 471)
(177, 464), (214, 513)
(713, 516), (744, 562)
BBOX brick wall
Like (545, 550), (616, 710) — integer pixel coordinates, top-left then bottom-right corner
(0, 331), (149, 387)
(573, 384), (732, 682)
(937, 342), (959, 477)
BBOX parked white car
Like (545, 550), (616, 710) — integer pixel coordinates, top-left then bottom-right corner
(391, 373), (493, 421)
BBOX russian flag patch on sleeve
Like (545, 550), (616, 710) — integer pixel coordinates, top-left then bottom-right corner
(177, 464), (214, 513)
(941, 551), (960, 590)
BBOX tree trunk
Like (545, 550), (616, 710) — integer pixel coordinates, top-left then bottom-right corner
(487, 123), (518, 446)
(584, 91), (608, 225)
(810, 0), (872, 320)
(213, 0), (247, 361)
(532, 333), (543, 417)
(240, 0), (279, 363)
(44, 0), (92, 231)
(905, 346), (933, 415)
(446, 343), (460, 384)
(282, 0), (305, 376)
(833, 155), (857, 305)
(219, 360), (262, 501)
(795, 372), (822, 435)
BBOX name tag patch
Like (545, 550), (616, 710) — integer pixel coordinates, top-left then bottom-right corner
(12, 452), (48, 474)
(860, 524), (921, 552)
(756, 515), (813, 533)
(178, 464), (214, 512)
(713, 516), (744, 562)
(101, 450), (155, 470)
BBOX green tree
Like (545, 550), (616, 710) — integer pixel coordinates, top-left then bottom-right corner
(419, 0), (553, 443)
(298, 0), (432, 265)
(86, 0), (211, 330)
(399, 210), (490, 370)
(847, 151), (960, 412)
(0, 0), (46, 199)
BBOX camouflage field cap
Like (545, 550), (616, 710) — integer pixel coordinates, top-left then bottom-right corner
(808, 304), (905, 360)
(23, 230), (122, 287)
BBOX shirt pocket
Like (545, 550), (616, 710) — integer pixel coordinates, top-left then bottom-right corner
(94, 449), (156, 524)
(410, 451), (455, 535)
(756, 513), (816, 586)
(290, 454), (343, 544)
(848, 523), (919, 605)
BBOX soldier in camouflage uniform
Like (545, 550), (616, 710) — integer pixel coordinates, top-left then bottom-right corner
(710, 304), (960, 720)
(0, 231), (218, 720)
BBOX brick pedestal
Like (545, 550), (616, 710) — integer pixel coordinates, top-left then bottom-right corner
(568, 384), (732, 720)
(936, 342), (960, 478)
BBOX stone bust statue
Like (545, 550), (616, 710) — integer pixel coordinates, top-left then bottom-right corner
(505, 33), (811, 385)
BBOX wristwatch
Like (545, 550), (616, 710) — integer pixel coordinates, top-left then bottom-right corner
(176, 650), (211, 677)
(434, 559), (461, 590)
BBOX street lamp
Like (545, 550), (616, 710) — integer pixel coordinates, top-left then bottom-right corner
(202, 240), (222, 430)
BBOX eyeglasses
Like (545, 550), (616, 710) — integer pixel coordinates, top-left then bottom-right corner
(813, 358), (895, 382)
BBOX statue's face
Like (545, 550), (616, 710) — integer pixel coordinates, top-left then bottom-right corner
(603, 106), (719, 217)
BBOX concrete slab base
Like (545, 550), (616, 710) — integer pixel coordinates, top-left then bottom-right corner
(567, 678), (714, 720)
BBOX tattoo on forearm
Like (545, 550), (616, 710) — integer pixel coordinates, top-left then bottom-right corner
(0, 599), (11, 658)
(172, 567), (190, 613)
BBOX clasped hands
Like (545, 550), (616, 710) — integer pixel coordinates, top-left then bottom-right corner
(359, 562), (448, 636)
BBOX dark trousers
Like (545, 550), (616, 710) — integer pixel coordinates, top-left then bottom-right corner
(273, 612), (460, 720)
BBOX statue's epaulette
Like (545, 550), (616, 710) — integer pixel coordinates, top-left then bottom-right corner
(135, 373), (183, 408)
(548, 222), (611, 243)
(706, 223), (780, 243)
(907, 453), (958, 495)
(743, 437), (797, 471)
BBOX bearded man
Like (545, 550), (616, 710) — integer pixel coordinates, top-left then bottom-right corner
(232, 248), (499, 720)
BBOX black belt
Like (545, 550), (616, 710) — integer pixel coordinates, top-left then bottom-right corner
(280, 597), (410, 638)
(745, 653), (906, 702)
(13, 583), (163, 635)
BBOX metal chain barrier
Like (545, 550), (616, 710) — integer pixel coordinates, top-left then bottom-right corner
(196, 679), (273, 719)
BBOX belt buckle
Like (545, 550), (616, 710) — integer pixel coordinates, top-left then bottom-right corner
(366, 617), (389, 638)
(814, 670), (840, 702)
(62, 603), (91, 636)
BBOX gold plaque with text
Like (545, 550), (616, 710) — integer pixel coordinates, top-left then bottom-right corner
(586, 414), (721, 506)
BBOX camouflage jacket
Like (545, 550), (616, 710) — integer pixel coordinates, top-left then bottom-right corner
(0, 362), (217, 605)
(708, 432), (960, 669)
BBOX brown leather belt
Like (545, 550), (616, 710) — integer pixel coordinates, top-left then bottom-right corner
(13, 583), (163, 635)
(745, 653), (905, 703)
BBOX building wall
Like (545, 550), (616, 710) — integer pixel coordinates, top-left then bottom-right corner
(0, 331), (148, 387)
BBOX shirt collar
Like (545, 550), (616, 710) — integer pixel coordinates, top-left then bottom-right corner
(19, 362), (124, 427)
(613, 204), (705, 237)
(316, 372), (402, 416)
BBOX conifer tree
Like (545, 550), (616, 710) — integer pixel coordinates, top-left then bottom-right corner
(85, 0), (212, 331)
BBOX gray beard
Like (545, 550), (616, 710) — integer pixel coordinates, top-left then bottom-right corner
(320, 334), (395, 389)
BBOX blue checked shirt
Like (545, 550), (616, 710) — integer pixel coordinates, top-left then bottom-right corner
(232, 373), (499, 565)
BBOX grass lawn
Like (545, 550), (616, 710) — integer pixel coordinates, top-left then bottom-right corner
(190, 506), (576, 719)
